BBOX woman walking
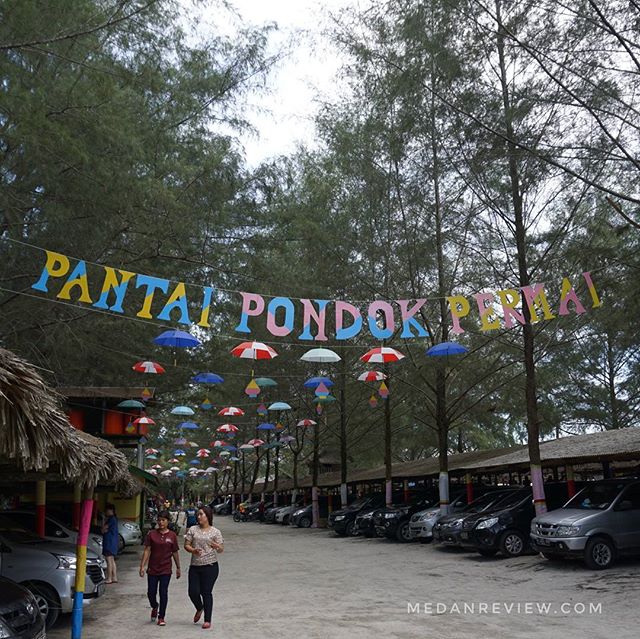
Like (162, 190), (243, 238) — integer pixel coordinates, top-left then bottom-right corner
(101, 503), (119, 584)
(184, 506), (224, 630)
(139, 510), (181, 626)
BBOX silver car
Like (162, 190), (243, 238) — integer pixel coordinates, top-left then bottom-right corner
(0, 528), (105, 628)
(117, 519), (142, 551)
(275, 504), (302, 525)
(531, 478), (640, 569)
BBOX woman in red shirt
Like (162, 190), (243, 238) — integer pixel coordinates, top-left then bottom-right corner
(139, 510), (181, 626)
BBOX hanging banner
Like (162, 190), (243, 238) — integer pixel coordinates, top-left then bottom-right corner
(29, 249), (602, 340)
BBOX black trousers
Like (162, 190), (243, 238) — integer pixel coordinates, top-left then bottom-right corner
(188, 563), (219, 623)
(147, 574), (171, 618)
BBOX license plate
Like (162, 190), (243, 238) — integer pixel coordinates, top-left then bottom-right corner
(460, 532), (469, 539)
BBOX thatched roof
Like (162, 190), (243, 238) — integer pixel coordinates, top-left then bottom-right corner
(0, 348), (141, 494)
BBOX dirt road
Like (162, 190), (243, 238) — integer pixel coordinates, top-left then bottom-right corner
(49, 519), (638, 638)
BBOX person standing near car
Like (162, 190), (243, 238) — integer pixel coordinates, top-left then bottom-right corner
(184, 506), (224, 630)
(184, 503), (198, 532)
(139, 510), (181, 626)
(101, 503), (119, 584)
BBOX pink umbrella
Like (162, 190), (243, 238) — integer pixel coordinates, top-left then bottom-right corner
(210, 440), (227, 448)
(279, 435), (296, 444)
(231, 341), (278, 360)
(357, 370), (387, 382)
(297, 419), (317, 427)
(247, 438), (265, 447)
(217, 423), (239, 434)
(132, 360), (165, 374)
(145, 448), (159, 455)
(168, 458), (180, 463)
(360, 347), (405, 363)
(218, 406), (245, 417)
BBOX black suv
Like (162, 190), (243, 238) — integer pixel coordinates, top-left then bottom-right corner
(373, 493), (440, 542)
(458, 484), (571, 558)
(0, 577), (46, 639)
(328, 495), (386, 536)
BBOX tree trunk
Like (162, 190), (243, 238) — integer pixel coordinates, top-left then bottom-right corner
(311, 419), (320, 527)
(384, 377), (392, 507)
(606, 332), (620, 429)
(339, 351), (349, 507)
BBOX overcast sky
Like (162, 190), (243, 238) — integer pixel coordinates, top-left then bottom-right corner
(192, 0), (361, 166)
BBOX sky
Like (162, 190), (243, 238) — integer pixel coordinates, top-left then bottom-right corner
(191, 0), (361, 166)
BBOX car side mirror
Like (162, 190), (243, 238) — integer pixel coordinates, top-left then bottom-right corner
(55, 529), (64, 537)
(616, 500), (633, 511)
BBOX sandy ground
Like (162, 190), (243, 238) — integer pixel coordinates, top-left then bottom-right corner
(49, 519), (639, 639)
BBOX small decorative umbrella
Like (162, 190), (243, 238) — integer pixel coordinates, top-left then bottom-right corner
(151, 464), (163, 469)
(133, 416), (155, 426)
(217, 424), (239, 434)
(247, 438), (265, 447)
(219, 450), (231, 457)
(218, 406), (245, 416)
(117, 399), (146, 409)
(231, 341), (278, 360)
(132, 360), (165, 374)
(239, 443), (255, 451)
(146, 454), (158, 460)
(357, 370), (387, 382)
(168, 458), (180, 464)
(189, 459), (201, 465)
(378, 381), (390, 399)
(245, 379), (261, 398)
(300, 348), (341, 363)
(145, 448), (159, 455)
(160, 469), (173, 477)
(153, 329), (201, 348)
(303, 376), (334, 388)
(279, 435), (296, 443)
(229, 456), (240, 462)
(315, 382), (330, 397)
(200, 398), (213, 410)
(257, 423), (276, 431)
(297, 419), (317, 427)
(360, 347), (405, 363)
(170, 466), (181, 471)
(192, 372), (224, 384)
(222, 445), (237, 451)
(174, 437), (187, 445)
(255, 377), (278, 387)
(268, 402), (291, 411)
(315, 395), (336, 404)
(256, 403), (268, 417)
(148, 469), (158, 475)
(141, 387), (153, 401)
(369, 394), (378, 408)
(171, 406), (195, 416)
(174, 449), (186, 456)
(178, 421), (199, 430)
(211, 440), (226, 448)
(426, 341), (469, 357)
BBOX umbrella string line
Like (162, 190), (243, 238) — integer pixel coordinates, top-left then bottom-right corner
(0, 235), (617, 305)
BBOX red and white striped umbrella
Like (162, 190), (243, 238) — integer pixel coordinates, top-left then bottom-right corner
(231, 341), (278, 360)
(218, 406), (245, 417)
(210, 440), (227, 448)
(133, 416), (155, 426)
(296, 419), (317, 427)
(247, 438), (265, 447)
(144, 448), (159, 455)
(197, 448), (210, 458)
(357, 370), (387, 382)
(217, 423), (239, 434)
(360, 347), (405, 363)
(132, 360), (166, 374)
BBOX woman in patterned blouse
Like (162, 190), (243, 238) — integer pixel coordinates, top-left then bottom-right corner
(184, 506), (224, 629)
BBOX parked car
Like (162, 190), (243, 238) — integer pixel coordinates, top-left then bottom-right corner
(211, 498), (232, 516)
(0, 576), (46, 639)
(1, 509), (104, 564)
(374, 494), (440, 542)
(432, 489), (522, 546)
(354, 506), (382, 538)
(246, 501), (273, 522)
(0, 526), (105, 628)
(530, 478), (640, 569)
(274, 502), (303, 525)
(458, 484), (570, 558)
(327, 495), (386, 536)
(289, 499), (332, 528)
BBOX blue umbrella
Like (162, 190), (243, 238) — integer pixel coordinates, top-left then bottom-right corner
(229, 456), (240, 462)
(303, 376), (334, 388)
(117, 399), (146, 409)
(426, 341), (468, 356)
(178, 421), (199, 430)
(176, 471), (187, 478)
(174, 449), (186, 456)
(189, 459), (200, 465)
(153, 329), (201, 348)
(171, 406), (195, 416)
(222, 445), (237, 451)
(257, 423), (276, 430)
(192, 372), (224, 384)
(268, 402), (292, 411)
(255, 377), (278, 387)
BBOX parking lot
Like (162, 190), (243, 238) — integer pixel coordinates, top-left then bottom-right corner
(48, 519), (639, 639)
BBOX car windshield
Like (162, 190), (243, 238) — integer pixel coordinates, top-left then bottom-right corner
(462, 492), (505, 513)
(565, 482), (625, 510)
(348, 499), (368, 510)
(0, 527), (47, 544)
(489, 489), (530, 509)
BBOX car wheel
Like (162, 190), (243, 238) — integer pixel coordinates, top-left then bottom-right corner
(499, 530), (526, 557)
(28, 583), (60, 628)
(118, 534), (125, 554)
(478, 548), (498, 557)
(396, 522), (412, 543)
(298, 516), (312, 528)
(282, 515), (290, 525)
(584, 536), (615, 570)
(345, 520), (355, 536)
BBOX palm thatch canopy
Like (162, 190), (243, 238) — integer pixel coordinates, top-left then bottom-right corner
(0, 347), (140, 494)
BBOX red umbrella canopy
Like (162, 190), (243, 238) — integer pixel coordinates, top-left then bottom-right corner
(357, 370), (387, 382)
(133, 416), (155, 425)
(247, 438), (265, 447)
(231, 341), (278, 360)
(360, 347), (405, 363)
(132, 361), (165, 374)
(296, 419), (317, 427)
(217, 424), (239, 433)
(210, 440), (227, 448)
(218, 406), (245, 417)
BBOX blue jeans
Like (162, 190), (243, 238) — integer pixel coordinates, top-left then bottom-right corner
(147, 574), (171, 618)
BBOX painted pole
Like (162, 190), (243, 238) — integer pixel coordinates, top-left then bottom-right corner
(72, 483), (82, 530)
(71, 487), (94, 639)
(35, 480), (46, 537)
(566, 465), (576, 498)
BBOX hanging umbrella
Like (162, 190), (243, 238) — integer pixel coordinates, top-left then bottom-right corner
(197, 448), (211, 455)
(133, 416), (155, 426)
(247, 438), (265, 447)
(231, 341), (278, 360)
(256, 403), (268, 416)
(168, 458), (180, 464)
(378, 381), (390, 399)
(145, 454), (158, 460)
(219, 450), (231, 457)
(170, 466), (181, 471)
(315, 395), (336, 404)
(268, 402), (291, 411)
(145, 448), (159, 455)
(141, 387), (153, 401)
(160, 470), (173, 477)
(303, 376), (334, 388)
(229, 456), (240, 462)
(178, 421), (199, 430)
(300, 348), (341, 363)
(275, 422), (285, 431)
(245, 379), (261, 398)
(153, 329), (201, 348)
(174, 436), (187, 445)
(426, 341), (469, 356)
(117, 399), (146, 409)
(211, 440), (226, 448)
(218, 406), (245, 416)
(315, 382), (330, 397)
(192, 372), (224, 384)
(239, 443), (255, 451)
(217, 424), (239, 434)
(222, 445), (237, 451)
(263, 442), (281, 449)
(148, 469), (158, 475)
(279, 435), (296, 443)
(205, 467), (216, 474)
(257, 423), (276, 430)
(171, 406), (195, 416)
(369, 393), (378, 408)
(200, 398), (213, 410)
(189, 459), (201, 465)
(197, 451), (210, 458)
(255, 377), (278, 387)
(297, 419), (317, 427)
(188, 441), (199, 447)
(132, 360), (165, 374)
(173, 449), (186, 456)
(151, 464), (163, 469)
(357, 370), (387, 382)
(360, 347), (405, 363)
